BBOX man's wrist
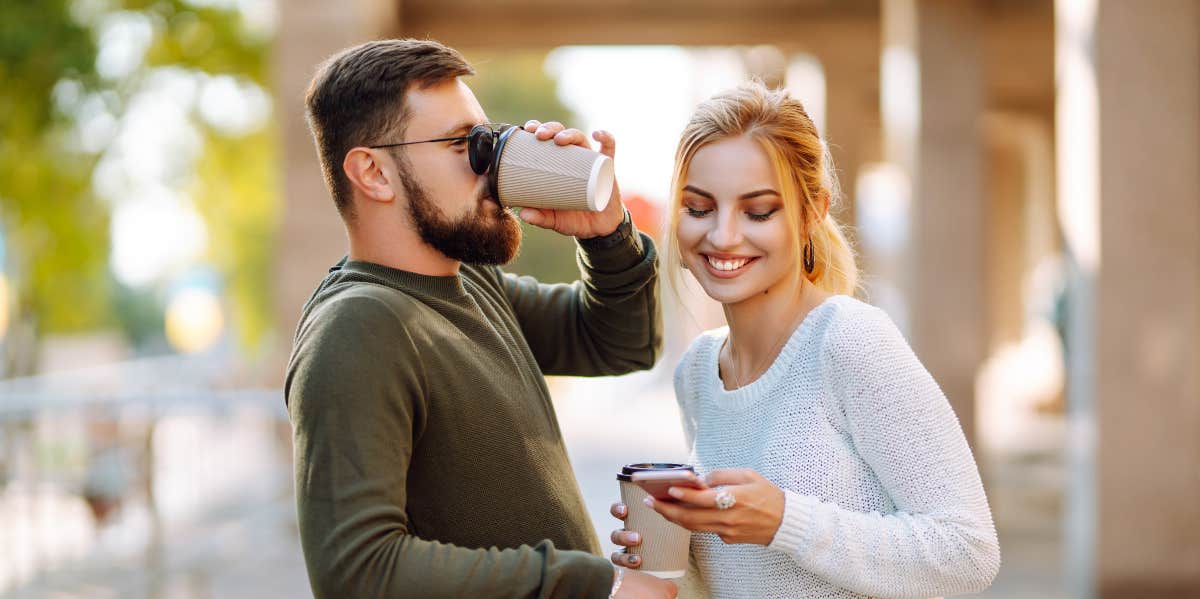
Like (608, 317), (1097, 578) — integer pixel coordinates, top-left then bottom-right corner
(578, 209), (632, 250)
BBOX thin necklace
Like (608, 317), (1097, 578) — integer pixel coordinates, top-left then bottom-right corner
(723, 298), (807, 390)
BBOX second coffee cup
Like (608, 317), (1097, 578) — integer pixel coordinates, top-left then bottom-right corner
(617, 463), (694, 579)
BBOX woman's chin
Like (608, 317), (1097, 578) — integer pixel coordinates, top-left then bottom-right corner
(696, 280), (762, 306)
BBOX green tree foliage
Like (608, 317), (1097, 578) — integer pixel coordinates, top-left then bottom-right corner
(0, 0), (278, 369)
(0, 0), (110, 347)
(135, 0), (278, 354)
(188, 126), (277, 354)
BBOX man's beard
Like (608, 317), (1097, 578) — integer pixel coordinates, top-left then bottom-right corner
(402, 169), (522, 265)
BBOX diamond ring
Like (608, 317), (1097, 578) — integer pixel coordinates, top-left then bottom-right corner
(714, 490), (736, 510)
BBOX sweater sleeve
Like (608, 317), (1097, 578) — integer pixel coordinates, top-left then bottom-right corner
(500, 228), (661, 377)
(285, 292), (614, 599)
(765, 305), (1001, 599)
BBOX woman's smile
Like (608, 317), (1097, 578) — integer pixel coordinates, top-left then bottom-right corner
(700, 253), (760, 278)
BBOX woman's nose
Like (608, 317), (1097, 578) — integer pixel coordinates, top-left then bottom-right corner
(706, 213), (743, 249)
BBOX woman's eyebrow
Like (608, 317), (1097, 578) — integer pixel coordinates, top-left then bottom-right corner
(738, 189), (780, 200)
(683, 186), (781, 200)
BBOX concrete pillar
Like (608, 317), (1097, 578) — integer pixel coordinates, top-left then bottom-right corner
(982, 124), (1027, 351)
(821, 55), (873, 225)
(982, 113), (1056, 353)
(271, 0), (399, 380)
(1058, 0), (1200, 596)
(881, 0), (986, 444)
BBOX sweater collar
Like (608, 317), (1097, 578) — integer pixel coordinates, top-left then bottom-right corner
(703, 295), (841, 411)
(339, 259), (469, 299)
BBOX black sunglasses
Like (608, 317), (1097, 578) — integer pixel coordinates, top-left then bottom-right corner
(369, 122), (515, 177)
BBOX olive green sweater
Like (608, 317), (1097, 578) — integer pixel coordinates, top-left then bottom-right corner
(284, 227), (660, 598)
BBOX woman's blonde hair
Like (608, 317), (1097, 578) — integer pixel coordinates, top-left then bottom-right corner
(665, 81), (859, 298)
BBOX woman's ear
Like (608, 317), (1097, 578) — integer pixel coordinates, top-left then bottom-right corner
(343, 147), (396, 204)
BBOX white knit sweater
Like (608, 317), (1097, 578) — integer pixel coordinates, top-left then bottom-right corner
(674, 295), (1000, 599)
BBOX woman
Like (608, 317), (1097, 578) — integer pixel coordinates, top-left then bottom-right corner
(609, 82), (1000, 598)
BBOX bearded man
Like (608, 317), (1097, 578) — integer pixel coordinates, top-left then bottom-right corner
(284, 39), (671, 598)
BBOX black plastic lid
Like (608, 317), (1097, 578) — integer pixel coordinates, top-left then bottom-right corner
(616, 463), (694, 482)
(488, 125), (518, 203)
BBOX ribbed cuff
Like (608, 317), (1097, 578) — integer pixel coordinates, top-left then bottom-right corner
(577, 227), (648, 276)
(580, 555), (621, 599)
(578, 209), (632, 250)
(767, 489), (818, 556)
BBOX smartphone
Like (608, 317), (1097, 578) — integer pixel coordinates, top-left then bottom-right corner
(631, 470), (708, 501)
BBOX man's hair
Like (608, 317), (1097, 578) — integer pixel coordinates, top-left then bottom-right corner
(304, 39), (474, 220)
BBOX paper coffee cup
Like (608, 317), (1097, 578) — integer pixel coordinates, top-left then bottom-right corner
(491, 128), (613, 212)
(617, 463), (693, 579)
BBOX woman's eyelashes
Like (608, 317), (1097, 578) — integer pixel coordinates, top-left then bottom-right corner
(682, 204), (781, 221)
(747, 208), (780, 222)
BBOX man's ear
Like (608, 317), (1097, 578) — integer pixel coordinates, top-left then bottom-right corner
(343, 147), (396, 204)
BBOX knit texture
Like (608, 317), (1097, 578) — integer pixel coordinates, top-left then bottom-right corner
(285, 229), (661, 598)
(674, 295), (1000, 599)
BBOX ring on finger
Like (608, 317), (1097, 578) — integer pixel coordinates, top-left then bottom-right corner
(714, 489), (736, 510)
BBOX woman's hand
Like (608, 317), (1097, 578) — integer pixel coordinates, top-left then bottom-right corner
(644, 468), (785, 546)
(515, 119), (624, 239)
(609, 501), (645, 569)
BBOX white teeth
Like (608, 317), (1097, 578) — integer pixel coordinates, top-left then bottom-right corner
(707, 256), (750, 271)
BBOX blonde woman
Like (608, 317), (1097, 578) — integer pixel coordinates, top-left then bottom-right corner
(609, 82), (1000, 598)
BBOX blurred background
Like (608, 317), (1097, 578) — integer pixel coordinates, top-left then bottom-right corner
(0, 0), (1196, 597)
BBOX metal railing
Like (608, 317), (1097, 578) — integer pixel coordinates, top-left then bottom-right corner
(0, 355), (300, 597)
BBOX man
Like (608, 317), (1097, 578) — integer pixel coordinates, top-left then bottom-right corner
(284, 39), (675, 598)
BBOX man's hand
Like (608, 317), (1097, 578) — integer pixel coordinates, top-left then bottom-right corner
(615, 569), (678, 598)
(515, 119), (625, 239)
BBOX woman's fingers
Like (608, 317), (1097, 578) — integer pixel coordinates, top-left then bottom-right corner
(645, 496), (726, 534)
(665, 485), (717, 506)
(704, 468), (760, 487)
(610, 551), (642, 569)
(610, 502), (628, 520)
(610, 529), (642, 547)
(523, 119), (541, 132)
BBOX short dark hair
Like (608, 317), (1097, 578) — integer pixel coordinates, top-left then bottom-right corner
(304, 39), (474, 219)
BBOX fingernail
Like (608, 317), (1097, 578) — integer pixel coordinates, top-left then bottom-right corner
(667, 487), (683, 499)
(643, 497), (654, 507)
(629, 555), (640, 565)
(617, 505), (627, 516)
(629, 532), (640, 543)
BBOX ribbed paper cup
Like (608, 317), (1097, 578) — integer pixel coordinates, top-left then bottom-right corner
(494, 128), (613, 212)
(617, 463), (692, 579)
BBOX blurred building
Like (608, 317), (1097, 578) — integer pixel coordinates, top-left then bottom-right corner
(272, 1), (1199, 597)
